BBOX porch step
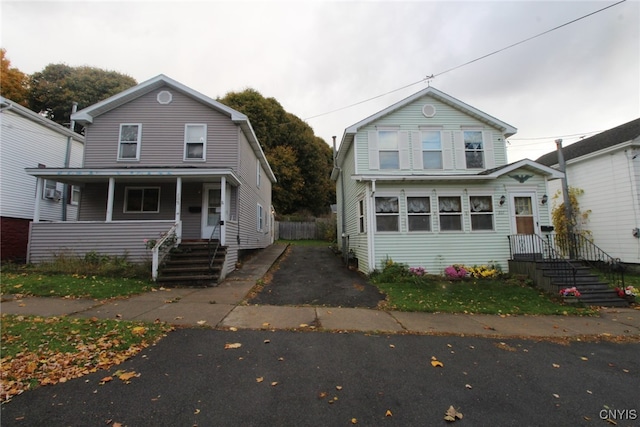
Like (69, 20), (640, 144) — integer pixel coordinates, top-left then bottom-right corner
(156, 240), (227, 287)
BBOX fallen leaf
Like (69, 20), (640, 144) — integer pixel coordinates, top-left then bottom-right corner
(389, 344), (395, 349)
(117, 371), (139, 382)
(444, 405), (463, 422)
(256, 377), (264, 383)
(351, 418), (358, 424)
(553, 393), (560, 398)
(318, 391), (328, 399)
(299, 323), (309, 328)
(580, 356), (589, 361)
(336, 385), (343, 390)
(224, 343), (242, 349)
(271, 381), (278, 386)
(131, 326), (146, 336)
(196, 320), (207, 326)
(264, 340), (271, 344)
(194, 409), (200, 415)
(465, 384), (472, 389)
(262, 322), (270, 327)
(552, 363), (560, 368)
(431, 357), (444, 368)
(385, 410), (393, 417)
(229, 327), (238, 331)
(100, 376), (113, 384)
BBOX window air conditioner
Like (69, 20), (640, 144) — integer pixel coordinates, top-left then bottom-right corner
(44, 188), (56, 199)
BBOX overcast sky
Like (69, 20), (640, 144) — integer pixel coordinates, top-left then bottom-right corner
(2, 0), (638, 162)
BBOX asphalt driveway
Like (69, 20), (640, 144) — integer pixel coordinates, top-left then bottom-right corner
(247, 244), (385, 308)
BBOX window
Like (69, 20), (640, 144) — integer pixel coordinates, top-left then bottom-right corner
(124, 187), (160, 213)
(375, 196), (399, 232)
(358, 199), (366, 233)
(70, 185), (80, 205)
(42, 179), (58, 199)
(421, 131), (442, 169)
(256, 159), (262, 188)
(438, 196), (462, 231)
(184, 124), (206, 160)
(257, 203), (264, 231)
(407, 197), (431, 231)
(378, 130), (399, 169)
(464, 131), (484, 168)
(469, 195), (494, 231)
(118, 124), (142, 160)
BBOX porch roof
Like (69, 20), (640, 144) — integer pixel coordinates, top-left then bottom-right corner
(25, 166), (241, 186)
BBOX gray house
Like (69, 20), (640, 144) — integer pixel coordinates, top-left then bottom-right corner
(26, 74), (276, 283)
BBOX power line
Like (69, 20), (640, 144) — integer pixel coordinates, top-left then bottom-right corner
(304, 0), (627, 121)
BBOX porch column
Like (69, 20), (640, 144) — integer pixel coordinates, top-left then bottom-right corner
(175, 177), (182, 241)
(33, 177), (43, 223)
(220, 177), (226, 245)
(106, 177), (115, 222)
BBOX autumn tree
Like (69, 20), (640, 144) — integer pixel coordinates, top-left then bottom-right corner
(0, 49), (29, 106)
(218, 89), (335, 216)
(28, 64), (137, 130)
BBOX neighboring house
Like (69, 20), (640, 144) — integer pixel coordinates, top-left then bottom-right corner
(0, 97), (84, 262)
(332, 86), (563, 274)
(25, 74), (276, 282)
(537, 118), (640, 265)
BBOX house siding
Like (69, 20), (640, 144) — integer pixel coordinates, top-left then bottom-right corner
(356, 96), (507, 175)
(83, 87), (238, 169)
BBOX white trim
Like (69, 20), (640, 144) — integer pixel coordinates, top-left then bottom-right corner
(117, 123), (142, 161)
(183, 123), (207, 161)
(123, 186), (161, 213)
(257, 203), (264, 232)
(508, 191), (541, 236)
(202, 183), (221, 239)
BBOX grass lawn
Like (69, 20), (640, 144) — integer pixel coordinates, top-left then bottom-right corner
(1, 314), (172, 401)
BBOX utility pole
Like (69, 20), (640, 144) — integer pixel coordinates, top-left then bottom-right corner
(556, 139), (575, 258)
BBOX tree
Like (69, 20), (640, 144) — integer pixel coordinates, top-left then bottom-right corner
(218, 89), (335, 216)
(551, 187), (592, 255)
(28, 64), (137, 130)
(0, 49), (29, 106)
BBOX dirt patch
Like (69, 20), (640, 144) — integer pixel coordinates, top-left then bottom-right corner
(247, 245), (385, 308)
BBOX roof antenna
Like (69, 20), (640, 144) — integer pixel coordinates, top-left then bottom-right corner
(425, 74), (434, 86)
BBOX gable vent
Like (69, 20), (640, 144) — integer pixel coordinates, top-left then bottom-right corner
(157, 91), (173, 104)
(422, 104), (436, 118)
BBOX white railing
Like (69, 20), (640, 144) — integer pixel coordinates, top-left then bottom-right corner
(151, 222), (182, 281)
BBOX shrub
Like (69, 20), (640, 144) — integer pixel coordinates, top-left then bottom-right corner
(444, 265), (468, 279)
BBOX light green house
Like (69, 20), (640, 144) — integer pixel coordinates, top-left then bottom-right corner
(332, 86), (563, 274)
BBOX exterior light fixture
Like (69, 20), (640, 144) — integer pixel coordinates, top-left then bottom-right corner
(541, 194), (548, 205)
(499, 195), (506, 206)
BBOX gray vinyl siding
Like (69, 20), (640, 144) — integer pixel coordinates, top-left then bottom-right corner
(355, 95), (507, 175)
(83, 87), (238, 168)
(28, 220), (175, 263)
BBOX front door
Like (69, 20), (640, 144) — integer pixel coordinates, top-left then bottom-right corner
(511, 194), (537, 234)
(202, 184), (221, 239)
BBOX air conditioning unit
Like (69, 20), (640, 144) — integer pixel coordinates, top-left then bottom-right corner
(44, 188), (56, 199)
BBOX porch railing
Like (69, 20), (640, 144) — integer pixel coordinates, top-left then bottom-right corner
(151, 222), (181, 281)
(208, 220), (221, 273)
(508, 234), (578, 288)
(546, 233), (625, 287)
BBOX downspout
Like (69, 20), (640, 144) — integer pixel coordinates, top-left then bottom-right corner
(333, 136), (348, 265)
(62, 102), (78, 221)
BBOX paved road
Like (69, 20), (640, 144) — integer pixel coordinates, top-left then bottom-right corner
(2, 329), (638, 426)
(247, 245), (385, 308)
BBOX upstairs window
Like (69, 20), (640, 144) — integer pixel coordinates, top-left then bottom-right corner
(184, 124), (206, 160)
(421, 131), (443, 169)
(118, 124), (141, 160)
(378, 130), (399, 169)
(464, 130), (484, 168)
(438, 196), (462, 231)
(407, 197), (431, 231)
(124, 187), (160, 213)
(469, 195), (494, 231)
(375, 196), (399, 232)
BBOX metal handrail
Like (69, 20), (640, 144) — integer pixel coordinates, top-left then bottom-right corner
(208, 220), (221, 272)
(152, 222), (180, 281)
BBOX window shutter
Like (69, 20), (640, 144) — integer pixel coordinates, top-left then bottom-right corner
(453, 131), (465, 169)
(368, 130), (379, 170)
(483, 131), (495, 169)
(411, 131), (423, 169)
(442, 131), (453, 169)
(399, 131), (410, 170)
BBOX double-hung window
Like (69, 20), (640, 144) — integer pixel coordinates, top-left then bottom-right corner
(358, 199), (366, 233)
(70, 185), (80, 205)
(421, 131), (443, 169)
(375, 196), (399, 232)
(464, 130), (484, 168)
(118, 124), (141, 160)
(469, 195), (494, 231)
(438, 196), (462, 231)
(378, 130), (399, 169)
(184, 124), (206, 160)
(407, 197), (431, 231)
(124, 187), (160, 213)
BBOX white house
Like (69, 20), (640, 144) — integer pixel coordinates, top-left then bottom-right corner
(0, 97), (84, 261)
(537, 118), (640, 265)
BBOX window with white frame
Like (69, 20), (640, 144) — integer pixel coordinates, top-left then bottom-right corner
(118, 124), (142, 160)
(256, 159), (262, 188)
(375, 196), (399, 232)
(42, 179), (58, 200)
(464, 130), (484, 168)
(124, 187), (160, 213)
(469, 195), (494, 231)
(184, 124), (206, 160)
(358, 199), (366, 233)
(438, 196), (462, 231)
(378, 130), (399, 169)
(421, 131), (443, 169)
(70, 185), (80, 205)
(407, 196), (431, 231)
(257, 203), (264, 231)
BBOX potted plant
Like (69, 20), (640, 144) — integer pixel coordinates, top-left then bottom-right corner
(559, 286), (581, 303)
(615, 286), (638, 303)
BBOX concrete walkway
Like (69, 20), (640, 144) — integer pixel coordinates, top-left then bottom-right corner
(2, 243), (640, 340)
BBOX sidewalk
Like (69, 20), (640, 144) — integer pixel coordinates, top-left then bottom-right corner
(2, 243), (639, 340)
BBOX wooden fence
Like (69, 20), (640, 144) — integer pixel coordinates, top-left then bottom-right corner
(276, 219), (334, 240)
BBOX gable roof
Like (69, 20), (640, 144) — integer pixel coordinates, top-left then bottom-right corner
(71, 74), (276, 183)
(336, 86), (516, 166)
(0, 96), (84, 142)
(536, 118), (640, 167)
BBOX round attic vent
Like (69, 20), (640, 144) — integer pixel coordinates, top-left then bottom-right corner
(157, 91), (173, 104)
(422, 104), (436, 118)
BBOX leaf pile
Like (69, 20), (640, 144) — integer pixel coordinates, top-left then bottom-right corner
(0, 314), (171, 402)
